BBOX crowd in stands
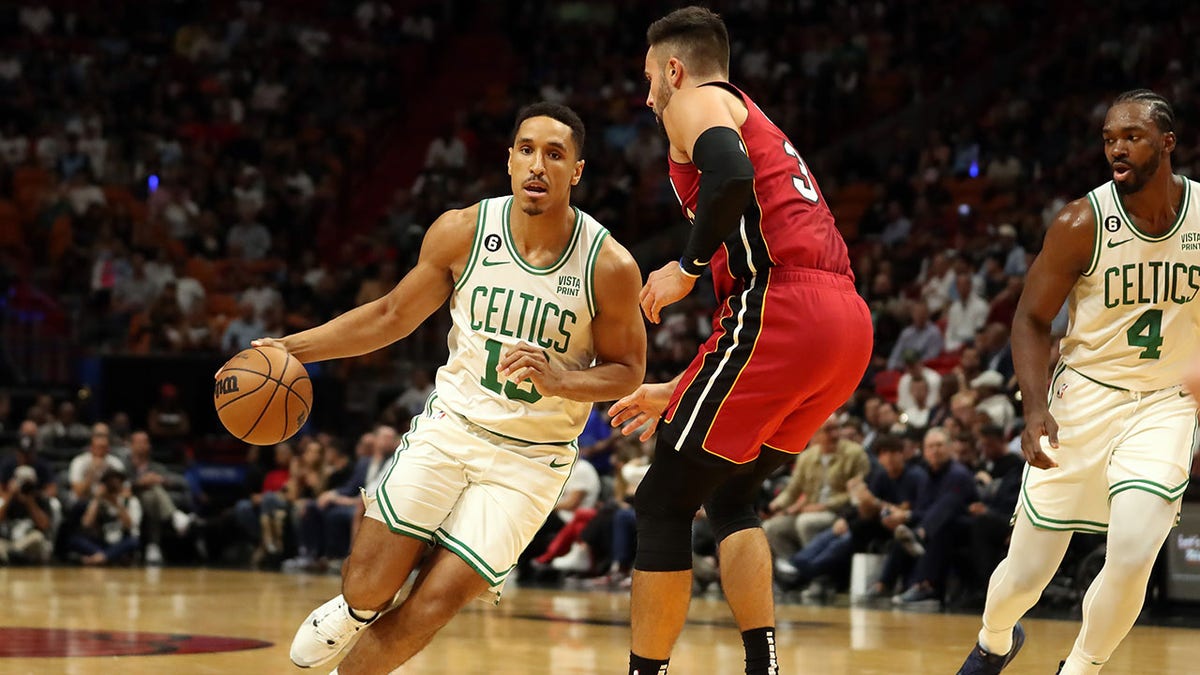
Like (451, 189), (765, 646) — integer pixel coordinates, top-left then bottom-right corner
(3, 0), (1200, 615)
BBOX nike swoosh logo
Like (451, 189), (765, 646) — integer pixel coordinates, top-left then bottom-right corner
(482, 258), (509, 266)
(1107, 238), (1133, 248)
(549, 458), (572, 469)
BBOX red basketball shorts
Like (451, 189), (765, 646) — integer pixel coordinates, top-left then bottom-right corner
(661, 267), (872, 464)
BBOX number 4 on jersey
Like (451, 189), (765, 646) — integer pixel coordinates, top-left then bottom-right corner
(1126, 309), (1163, 359)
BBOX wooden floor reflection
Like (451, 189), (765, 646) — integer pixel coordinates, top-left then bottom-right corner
(1, 567), (1196, 674)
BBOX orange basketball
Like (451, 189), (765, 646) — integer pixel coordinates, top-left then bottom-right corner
(214, 346), (312, 446)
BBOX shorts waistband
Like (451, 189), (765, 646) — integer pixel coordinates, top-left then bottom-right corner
(1065, 365), (1182, 396)
(765, 267), (856, 291)
(445, 406), (576, 448)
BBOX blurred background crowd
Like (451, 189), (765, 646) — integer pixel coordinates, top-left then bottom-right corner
(1, 0), (1199, 614)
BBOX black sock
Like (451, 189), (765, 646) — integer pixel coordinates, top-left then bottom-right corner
(742, 627), (778, 675)
(629, 652), (669, 675)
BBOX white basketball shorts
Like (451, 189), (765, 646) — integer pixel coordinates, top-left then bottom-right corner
(364, 393), (577, 603)
(1018, 364), (1197, 533)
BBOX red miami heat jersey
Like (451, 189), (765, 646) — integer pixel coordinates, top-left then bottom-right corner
(668, 82), (852, 300)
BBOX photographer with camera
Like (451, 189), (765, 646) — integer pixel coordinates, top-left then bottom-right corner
(0, 463), (54, 564)
(67, 466), (142, 566)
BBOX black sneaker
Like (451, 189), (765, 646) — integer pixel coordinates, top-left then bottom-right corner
(955, 623), (1025, 675)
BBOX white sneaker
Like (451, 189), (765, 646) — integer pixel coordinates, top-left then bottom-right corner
(549, 542), (591, 573)
(145, 543), (164, 566)
(290, 594), (375, 668)
(171, 510), (194, 536)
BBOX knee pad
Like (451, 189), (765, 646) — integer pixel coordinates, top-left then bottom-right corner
(705, 502), (761, 544)
(633, 505), (694, 572)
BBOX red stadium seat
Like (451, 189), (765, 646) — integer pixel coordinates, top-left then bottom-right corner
(874, 369), (901, 403)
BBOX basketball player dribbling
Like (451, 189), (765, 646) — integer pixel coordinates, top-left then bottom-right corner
(607, 8), (872, 674)
(958, 90), (1199, 675)
(255, 103), (646, 674)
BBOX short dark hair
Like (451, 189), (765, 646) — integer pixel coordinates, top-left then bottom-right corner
(978, 424), (1005, 440)
(873, 434), (904, 455)
(646, 6), (730, 76)
(510, 102), (586, 159)
(1113, 89), (1176, 133)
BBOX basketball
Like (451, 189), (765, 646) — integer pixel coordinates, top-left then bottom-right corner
(214, 346), (312, 446)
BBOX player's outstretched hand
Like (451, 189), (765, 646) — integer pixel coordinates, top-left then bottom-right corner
(1020, 408), (1060, 470)
(250, 337), (288, 353)
(639, 261), (697, 324)
(608, 382), (675, 442)
(498, 342), (562, 397)
(215, 337), (289, 379)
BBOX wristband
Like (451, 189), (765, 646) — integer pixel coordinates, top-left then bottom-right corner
(678, 257), (705, 277)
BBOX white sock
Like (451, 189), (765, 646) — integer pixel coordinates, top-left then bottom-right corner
(347, 606), (378, 623)
(977, 513), (1072, 655)
(978, 623), (1012, 656)
(1068, 490), (1176, 671)
(1058, 652), (1103, 675)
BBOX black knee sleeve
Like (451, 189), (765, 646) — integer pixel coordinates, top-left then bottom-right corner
(704, 502), (761, 544)
(633, 502), (694, 572)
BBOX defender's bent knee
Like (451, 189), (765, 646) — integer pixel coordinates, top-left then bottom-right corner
(633, 504), (693, 572)
(706, 502), (760, 544)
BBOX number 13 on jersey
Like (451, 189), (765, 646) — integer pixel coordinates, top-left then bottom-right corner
(480, 338), (543, 402)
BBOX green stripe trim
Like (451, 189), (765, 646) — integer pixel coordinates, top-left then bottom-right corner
(1046, 361), (1068, 406)
(1109, 482), (1189, 503)
(434, 527), (514, 582)
(1020, 467), (1109, 532)
(503, 197), (583, 275)
(584, 227), (609, 318)
(376, 393), (439, 535)
(1108, 477), (1189, 496)
(1083, 192), (1102, 276)
(1111, 178), (1191, 242)
(454, 200), (489, 291)
(1066, 365), (1126, 392)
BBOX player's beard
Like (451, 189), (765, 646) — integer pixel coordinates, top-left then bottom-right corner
(1113, 150), (1160, 195)
(652, 74), (673, 128)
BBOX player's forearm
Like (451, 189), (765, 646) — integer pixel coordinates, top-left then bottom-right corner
(1011, 310), (1054, 414)
(281, 296), (414, 364)
(552, 361), (645, 403)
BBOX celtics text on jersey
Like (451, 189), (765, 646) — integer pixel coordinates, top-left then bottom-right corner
(434, 196), (609, 444)
(1060, 178), (1199, 391)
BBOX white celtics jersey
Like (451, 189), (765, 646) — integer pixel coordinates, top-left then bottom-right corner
(435, 196), (610, 444)
(1060, 178), (1200, 391)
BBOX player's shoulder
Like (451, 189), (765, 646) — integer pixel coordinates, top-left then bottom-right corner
(592, 233), (639, 280)
(1047, 196), (1097, 234)
(428, 202), (483, 240)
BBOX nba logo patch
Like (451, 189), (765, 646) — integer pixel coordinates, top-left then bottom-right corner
(1055, 381), (1069, 399)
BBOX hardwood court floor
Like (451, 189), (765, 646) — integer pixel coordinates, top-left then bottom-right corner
(1, 567), (1197, 674)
